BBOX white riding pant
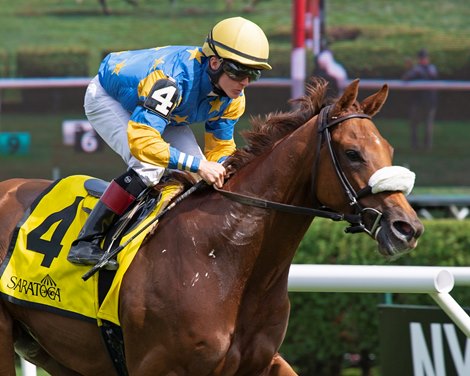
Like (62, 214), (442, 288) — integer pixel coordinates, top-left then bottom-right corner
(84, 76), (204, 186)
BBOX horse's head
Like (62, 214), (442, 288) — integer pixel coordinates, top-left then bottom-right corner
(314, 79), (423, 259)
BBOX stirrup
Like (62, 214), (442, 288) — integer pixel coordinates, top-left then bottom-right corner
(68, 241), (118, 270)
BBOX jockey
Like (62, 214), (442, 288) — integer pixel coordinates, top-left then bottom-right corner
(67, 17), (271, 269)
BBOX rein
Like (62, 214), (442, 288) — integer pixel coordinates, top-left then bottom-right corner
(213, 185), (359, 223)
(215, 105), (385, 237)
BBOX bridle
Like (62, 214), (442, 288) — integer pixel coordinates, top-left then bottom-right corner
(214, 104), (385, 238)
(312, 105), (383, 236)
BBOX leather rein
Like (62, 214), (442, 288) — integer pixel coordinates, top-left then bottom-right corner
(214, 104), (384, 237)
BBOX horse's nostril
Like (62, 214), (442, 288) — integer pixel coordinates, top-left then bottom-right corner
(393, 221), (415, 240)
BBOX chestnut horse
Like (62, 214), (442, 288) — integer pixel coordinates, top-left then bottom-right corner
(0, 79), (423, 375)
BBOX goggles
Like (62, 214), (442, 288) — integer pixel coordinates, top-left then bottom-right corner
(222, 60), (261, 82)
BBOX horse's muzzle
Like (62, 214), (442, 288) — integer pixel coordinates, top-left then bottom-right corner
(375, 216), (424, 259)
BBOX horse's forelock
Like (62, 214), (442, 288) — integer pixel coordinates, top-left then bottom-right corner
(228, 78), (329, 171)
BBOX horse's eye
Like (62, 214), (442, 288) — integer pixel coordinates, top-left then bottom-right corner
(345, 149), (363, 162)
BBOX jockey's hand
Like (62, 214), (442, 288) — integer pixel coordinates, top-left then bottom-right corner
(198, 160), (226, 188)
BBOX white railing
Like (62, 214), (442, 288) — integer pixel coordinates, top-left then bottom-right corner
(288, 264), (470, 338)
(21, 358), (37, 376)
(2, 77), (469, 117)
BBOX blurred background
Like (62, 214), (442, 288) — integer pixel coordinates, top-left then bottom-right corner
(2, 0), (470, 188)
(3, 1), (470, 375)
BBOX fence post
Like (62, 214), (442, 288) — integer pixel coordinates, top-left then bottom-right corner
(20, 358), (37, 376)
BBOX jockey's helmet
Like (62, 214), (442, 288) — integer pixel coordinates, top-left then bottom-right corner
(202, 17), (271, 70)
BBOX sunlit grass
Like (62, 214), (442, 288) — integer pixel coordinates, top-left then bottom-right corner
(1, 0), (470, 76)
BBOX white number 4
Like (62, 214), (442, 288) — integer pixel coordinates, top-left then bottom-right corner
(151, 86), (177, 116)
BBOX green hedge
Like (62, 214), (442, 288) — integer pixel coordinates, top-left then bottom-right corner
(9, 42), (470, 81)
(281, 218), (470, 375)
(16, 47), (89, 112)
(16, 46), (89, 77)
(332, 44), (470, 80)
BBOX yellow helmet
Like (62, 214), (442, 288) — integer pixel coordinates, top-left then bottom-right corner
(202, 17), (272, 70)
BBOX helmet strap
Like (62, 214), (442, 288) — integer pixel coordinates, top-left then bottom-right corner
(206, 30), (219, 57)
(206, 57), (228, 97)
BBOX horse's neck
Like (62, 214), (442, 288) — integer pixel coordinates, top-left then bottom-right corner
(223, 118), (318, 271)
(140, 121), (319, 300)
(229, 117), (317, 211)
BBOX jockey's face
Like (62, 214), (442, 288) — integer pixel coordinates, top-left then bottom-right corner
(209, 57), (250, 99)
(218, 72), (250, 99)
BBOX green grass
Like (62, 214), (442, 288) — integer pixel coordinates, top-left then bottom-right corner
(2, 0), (470, 76)
(1, 0), (292, 76)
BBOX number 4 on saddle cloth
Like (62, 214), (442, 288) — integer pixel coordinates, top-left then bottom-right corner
(0, 175), (185, 326)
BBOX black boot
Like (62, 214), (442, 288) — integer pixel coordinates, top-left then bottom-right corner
(67, 169), (147, 269)
(68, 200), (119, 269)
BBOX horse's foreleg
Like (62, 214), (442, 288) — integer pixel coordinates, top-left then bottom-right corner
(0, 302), (15, 376)
(267, 353), (298, 376)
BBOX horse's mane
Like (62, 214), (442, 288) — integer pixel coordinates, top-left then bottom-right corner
(228, 78), (330, 171)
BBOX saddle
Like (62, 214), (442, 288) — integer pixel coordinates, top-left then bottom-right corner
(84, 170), (198, 263)
(0, 172), (197, 376)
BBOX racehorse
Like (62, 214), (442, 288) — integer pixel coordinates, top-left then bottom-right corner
(0, 79), (423, 375)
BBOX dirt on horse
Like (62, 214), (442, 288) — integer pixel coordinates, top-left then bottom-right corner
(0, 79), (423, 375)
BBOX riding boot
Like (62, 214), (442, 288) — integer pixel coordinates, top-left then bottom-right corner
(67, 169), (148, 269)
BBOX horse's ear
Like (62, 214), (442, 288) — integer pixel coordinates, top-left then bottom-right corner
(360, 84), (389, 117)
(331, 78), (359, 116)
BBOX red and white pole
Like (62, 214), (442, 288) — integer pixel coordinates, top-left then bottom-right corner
(291, 0), (306, 99)
(305, 0), (313, 51)
(311, 0), (322, 56)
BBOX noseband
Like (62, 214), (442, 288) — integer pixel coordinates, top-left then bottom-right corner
(214, 105), (412, 238)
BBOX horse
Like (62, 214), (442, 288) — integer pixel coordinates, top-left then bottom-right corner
(0, 79), (423, 375)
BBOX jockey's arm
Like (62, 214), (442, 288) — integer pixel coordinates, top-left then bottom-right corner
(127, 108), (200, 173)
(127, 78), (244, 187)
(128, 76), (203, 173)
(200, 94), (244, 187)
(128, 115), (227, 188)
(203, 93), (243, 162)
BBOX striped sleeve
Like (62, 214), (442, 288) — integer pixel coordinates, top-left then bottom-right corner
(128, 120), (201, 172)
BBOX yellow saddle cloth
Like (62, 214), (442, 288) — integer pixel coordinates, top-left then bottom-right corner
(0, 175), (183, 326)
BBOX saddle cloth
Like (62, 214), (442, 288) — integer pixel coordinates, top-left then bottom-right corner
(0, 175), (183, 326)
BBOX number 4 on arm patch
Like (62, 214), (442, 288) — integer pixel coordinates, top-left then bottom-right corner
(143, 78), (180, 120)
